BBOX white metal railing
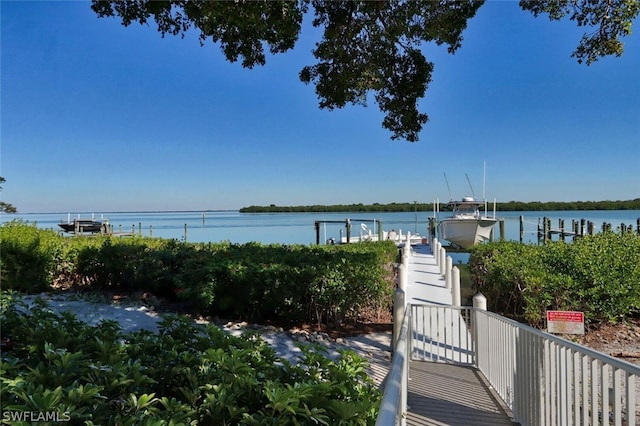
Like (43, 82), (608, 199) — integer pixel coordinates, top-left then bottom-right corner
(410, 304), (475, 365)
(376, 307), (410, 426)
(378, 304), (640, 426)
(377, 240), (639, 425)
(475, 309), (640, 426)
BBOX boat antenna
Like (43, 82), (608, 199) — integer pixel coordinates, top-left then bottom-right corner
(482, 161), (486, 201)
(465, 173), (476, 199)
(443, 173), (452, 200)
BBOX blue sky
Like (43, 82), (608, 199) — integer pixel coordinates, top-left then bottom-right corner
(2, 1), (638, 213)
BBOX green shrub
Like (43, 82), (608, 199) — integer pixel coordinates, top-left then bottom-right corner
(469, 232), (640, 327)
(203, 241), (396, 325)
(0, 221), (64, 292)
(0, 221), (397, 326)
(0, 296), (381, 425)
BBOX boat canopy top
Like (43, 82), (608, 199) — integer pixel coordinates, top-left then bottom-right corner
(445, 197), (485, 209)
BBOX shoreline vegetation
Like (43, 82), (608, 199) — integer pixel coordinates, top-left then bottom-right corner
(240, 199), (640, 213)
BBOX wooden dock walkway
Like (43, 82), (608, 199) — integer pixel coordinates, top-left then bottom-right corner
(403, 244), (515, 426)
(404, 244), (451, 306)
(405, 362), (515, 425)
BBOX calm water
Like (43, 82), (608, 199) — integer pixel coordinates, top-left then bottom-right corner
(2, 210), (639, 246)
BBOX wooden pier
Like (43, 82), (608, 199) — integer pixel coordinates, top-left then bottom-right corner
(403, 244), (515, 425)
(535, 216), (640, 243)
(62, 223), (134, 238)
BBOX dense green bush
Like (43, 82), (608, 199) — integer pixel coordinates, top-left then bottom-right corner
(0, 221), (65, 292)
(0, 296), (381, 425)
(0, 221), (397, 326)
(0, 221), (392, 424)
(203, 241), (396, 325)
(469, 232), (640, 327)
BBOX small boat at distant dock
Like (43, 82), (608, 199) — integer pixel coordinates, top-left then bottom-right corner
(59, 214), (108, 234)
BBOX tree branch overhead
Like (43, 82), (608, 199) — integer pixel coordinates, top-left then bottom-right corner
(91, 0), (637, 141)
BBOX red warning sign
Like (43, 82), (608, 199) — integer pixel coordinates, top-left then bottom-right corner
(546, 310), (584, 335)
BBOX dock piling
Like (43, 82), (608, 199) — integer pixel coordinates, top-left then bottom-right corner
(519, 215), (524, 243)
(432, 238), (440, 266)
(445, 256), (452, 290)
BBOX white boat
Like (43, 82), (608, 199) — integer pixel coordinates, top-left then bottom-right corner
(437, 197), (497, 249)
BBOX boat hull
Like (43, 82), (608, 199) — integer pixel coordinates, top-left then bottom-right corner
(58, 220), (103, 234)
(438, 218), (497, 249)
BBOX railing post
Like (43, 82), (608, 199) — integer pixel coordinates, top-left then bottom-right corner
(398, 264), (406, 291)
(473, 293), (487, 368)
(473, 293), (487, 311)
(439, 247), (446, 276)
(452, 266), (460, 306)
(393, 288), (406, 355)
(403, 242), (411, 261)
(401, 316), (409, 426)
(377, 306), (410, 426)
(402, 244), (409, 269)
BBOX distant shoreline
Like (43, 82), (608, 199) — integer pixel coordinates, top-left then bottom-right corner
(240, 199), (640, 213)
(5, 200), (640, 215)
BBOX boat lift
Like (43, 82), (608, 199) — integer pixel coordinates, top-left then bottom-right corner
(313, 218), (383, 244)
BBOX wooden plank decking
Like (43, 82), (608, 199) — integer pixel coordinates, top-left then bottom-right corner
(403, 243), (515, 425)
(406, 361), (516, 425)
